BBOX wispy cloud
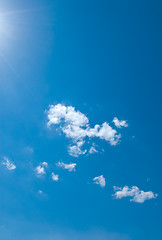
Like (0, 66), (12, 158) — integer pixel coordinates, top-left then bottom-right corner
(37, 190), (48, 198)
(56, 161), (76, 172)
(38, 190), (43, 194)
(28, 229), (131, 240)
(0, 219), (131, 240)
(89, 145), (98, 154)
(1, 157), (16, 170)
(113, 186), (157, 203)
(113, 117), (128, 128)
(93, 175), (106, 188)
(46, 104), (123, 157)
(25, 146), (34, 154)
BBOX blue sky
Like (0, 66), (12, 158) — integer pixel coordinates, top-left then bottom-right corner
(0, 0), (162, 239)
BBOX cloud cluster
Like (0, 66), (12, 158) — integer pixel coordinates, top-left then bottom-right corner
(34, 160), (77, 182)
(33, 160), (157, 203)
(113, 117), (128, 128)
(93, 175), (106, 188)
(113, 186), (157, 203)
(1, 157), (16, 170)
(35, 162), (60, 181)
(1, 102), (157, 206)
(46, 104), (122, 157)
(56, 161), (76, 172)
(35, 162), (60, 182)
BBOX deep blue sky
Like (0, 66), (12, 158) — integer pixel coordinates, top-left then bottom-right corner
(0, 0), (162, 239)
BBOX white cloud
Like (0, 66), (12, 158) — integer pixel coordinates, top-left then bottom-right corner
(46, 104), (122, 155)
(63, 120), (121, 146)
(42, 162), (48, 167)
(113, 117), (128, 128)
(1, 157), (16, 170)
(96, 123), (121, 145)
(56, 161), (76, 172)
(51, 172), (59, 181)
(35, 162), (48, 176)
(113, 186), (157, 203)
(47, 104), (89, 128)
(68, 140), (87, 157)
(93, 175), (106, 188)
(35, 165), (46, 175)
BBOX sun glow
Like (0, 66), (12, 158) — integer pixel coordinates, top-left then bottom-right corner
(0, 5), (54, 99)
(0, 14), (8, 35)
(0, 6), (51, 48)
(0, 12), (17, 49)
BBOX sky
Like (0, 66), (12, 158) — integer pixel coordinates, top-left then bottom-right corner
(0, 0), (162, 239)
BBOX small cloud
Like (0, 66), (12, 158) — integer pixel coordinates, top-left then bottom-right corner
(93, 175), (106, 188)
(42, 162), (48, 167)
(89, 146), (98, 154)
(35, 162), (48, 176)
(35, 165), (46, 175)
(1, 157), (16, 170)
(38, 190), (43, 194)
(56, 161), (76, 172)
(113, 186), (157, 203)
(68, 141), (87, 157)
(113, 117), (128, 128)
(37, 190), (48, 198)
(51, 172), (59, 181)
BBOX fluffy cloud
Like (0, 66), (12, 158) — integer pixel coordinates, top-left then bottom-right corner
(93, 175), (106, 188)
(35, 166), (46, 175)
(113, 186), (157, 203)
(46, 104), (122, 156)
(51, 172), (59, 181)
(113, 117), (128, 128)
(42, 162), (48, 167)
(1, 157), (16, 170)
(47, 104), (89, 128)
(56, 161), (76, 172)
(35, 162), (48, 176)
